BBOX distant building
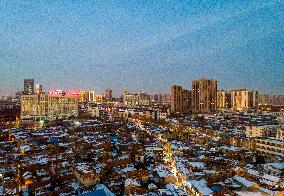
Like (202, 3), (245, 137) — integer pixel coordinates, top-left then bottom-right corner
(248, 91), (258, 108)
(277, 95), (284, 105)
(182, 89), (192, 112)
(158, 93), (164, 102)
(24, 79), (34, 95)
(192, 78), (217, 113)
(217, 90), (231, 109)
(139, 92), (150, 106)
(79, 91), (85, 102)
(150, 93), (166, 102)
(47, 91), (79, 120)
(79, 91), (95, 102)
(123, 91), (150, 107)
(20, 94), (46, 122)
(231, 89), (258, 110)
(123, 92), (138, 107)
(153, 94), (159, 102)
(164, 93), (171, 102)
(35, 84), (43, 94)
(170, 85), (192, 113)
(105, 89), (113, 101)
(171, 85), (182, 112)
(258, 94), (284, 105)
(258, 95), (271, 105)
(95, 94), (105, 103)
(21, 90), (79, 122)
(231, 89), (249, 109)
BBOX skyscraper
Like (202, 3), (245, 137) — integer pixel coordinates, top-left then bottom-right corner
(217, 90), (231, 108)
(182, 89), (192, 112)
(153, 94), (159, 102)
(123, 91), (150, 107)
(105, 89), (112, 101)
(258, 95), (284, 105)
(192, 78), (217, 113)
(258, 95), (271, 105)
(248, 91), (258, 108)
(171, 85), (191, 113)
(79, 91), (95, 102)
(171, 85), (182, 112)
(231, 89), (258, 110)
(24, 79), (34, 95)
(35, 84), (43, 94)
(231, 89), (249, 109)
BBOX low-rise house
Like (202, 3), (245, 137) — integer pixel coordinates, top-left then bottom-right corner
(127, 169), (149, 183)
(73, 163), (100, 187)
(186, 178), (213, 196)
(124, 178), (140, 195)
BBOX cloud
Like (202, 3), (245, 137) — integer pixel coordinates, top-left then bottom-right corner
(106, 0), (282, 62)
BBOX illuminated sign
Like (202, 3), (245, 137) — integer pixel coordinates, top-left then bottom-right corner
(47, 90), (79, 96)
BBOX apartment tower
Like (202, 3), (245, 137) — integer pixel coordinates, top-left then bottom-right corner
(192, 78), (217, 113)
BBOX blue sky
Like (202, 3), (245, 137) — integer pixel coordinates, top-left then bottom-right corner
(0, 0), (283, 96)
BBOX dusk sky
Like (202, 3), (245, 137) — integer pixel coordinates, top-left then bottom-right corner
(0, 0), (283, 96)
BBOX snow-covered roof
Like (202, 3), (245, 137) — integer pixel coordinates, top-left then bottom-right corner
(186, 179), (213, 196)
(233, 175), (254, 187)
(188, 162), (206, 168)
(263, 162), (284, 170)
(153, 164), (174, 178)
(124, 178), (140, 187)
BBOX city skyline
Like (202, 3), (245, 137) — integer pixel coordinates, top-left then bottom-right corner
(3, 78), (284, 98)
(0, 1), (284, 195)
(1, 0), (283, 96)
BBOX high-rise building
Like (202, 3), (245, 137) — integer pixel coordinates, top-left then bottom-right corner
(79, 91), (86, 102)
(151, 93), (166, 102)
(231, 89), (249, 109)
(258, 95), (270, 105)
(164, 93), (171, 102)
(123, 91), (150, 107)
(138, 92), (150, 106)
(24, 79), (34, 95)
(21, 90), (79, 122)
(279, 95), (284, 105)
(182, 89), (192, 112)
(105, 89), (113, 101)
(123, 91), (138, 107)
(217, 90), (226, 108)
(271, 95), (284, 105)
(47, 91), (79, 120)
(217, 90), (231, 108)
(158, 94), (164, 102)
(95, 94), (105, 103)
(79, 91), (95, 102)
(171, 85), (182, 112)
(21, 94), (46, 121)
(171, 85), (191, 113)
(231, 89), (258, 110)
(153, 94), (159, 102)
(248, 91), (258, 108)
(258, 95), (284, 105)
(35, 84), (43, 94)
(192, 78), (217, 113)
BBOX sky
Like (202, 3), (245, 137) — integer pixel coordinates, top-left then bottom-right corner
(0, 0), (283, 96)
